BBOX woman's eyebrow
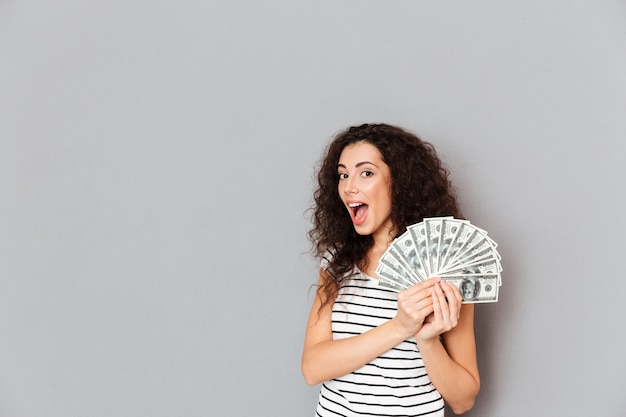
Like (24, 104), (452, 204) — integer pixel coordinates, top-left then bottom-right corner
(337, 161), (378, 169)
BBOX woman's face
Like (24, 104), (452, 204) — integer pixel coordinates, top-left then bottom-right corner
(337, 142), (394, 243)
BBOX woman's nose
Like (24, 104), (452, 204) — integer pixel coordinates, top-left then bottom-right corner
(343, 179), (358, 195)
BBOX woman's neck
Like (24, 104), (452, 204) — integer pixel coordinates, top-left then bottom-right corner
(362, 235), (394, 278)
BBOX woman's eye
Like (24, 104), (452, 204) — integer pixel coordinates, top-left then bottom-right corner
(361, 171), (373, 177)
(338, 173), (348, 179)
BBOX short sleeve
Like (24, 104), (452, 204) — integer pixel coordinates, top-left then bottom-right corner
(320, 249), (335, 270)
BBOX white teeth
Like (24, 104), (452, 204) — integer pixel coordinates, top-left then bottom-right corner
(348, 203), (364, 207)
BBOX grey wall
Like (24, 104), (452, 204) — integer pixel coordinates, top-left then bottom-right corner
(1, 1), (625, 416)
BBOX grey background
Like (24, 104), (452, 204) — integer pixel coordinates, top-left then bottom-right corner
(1, 1), (625, 416)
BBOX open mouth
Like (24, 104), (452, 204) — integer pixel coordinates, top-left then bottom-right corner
(348, 202), (368, 225)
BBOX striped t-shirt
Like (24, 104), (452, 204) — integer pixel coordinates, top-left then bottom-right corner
(315, 271), (445, 417)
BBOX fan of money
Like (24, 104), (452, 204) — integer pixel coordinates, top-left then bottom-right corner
(376, 217), (502, 303)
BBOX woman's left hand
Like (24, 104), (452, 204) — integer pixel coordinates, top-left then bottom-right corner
(415, 279), (463, 342)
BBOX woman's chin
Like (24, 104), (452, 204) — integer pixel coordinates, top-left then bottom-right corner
(352, 223), (372, 236)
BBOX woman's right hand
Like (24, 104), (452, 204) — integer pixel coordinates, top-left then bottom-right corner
(394, 277), (440, 337)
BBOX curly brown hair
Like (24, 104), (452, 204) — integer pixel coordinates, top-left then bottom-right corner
(308, 123), (462, 308)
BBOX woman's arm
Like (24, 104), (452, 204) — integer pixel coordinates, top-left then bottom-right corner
(415, 282), (480, 415)
(301, 271), (438, 386)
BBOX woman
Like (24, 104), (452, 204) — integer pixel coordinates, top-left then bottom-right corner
(302, 124), (480, 416)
